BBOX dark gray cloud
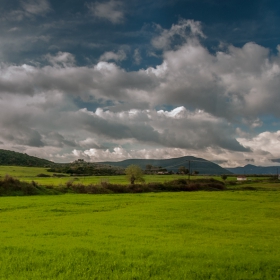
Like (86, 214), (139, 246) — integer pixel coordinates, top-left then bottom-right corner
(1, 126), (44, 147)
(71, 107), (249, 152)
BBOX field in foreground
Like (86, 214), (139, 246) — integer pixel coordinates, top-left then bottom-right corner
(1, 192), (280, 279)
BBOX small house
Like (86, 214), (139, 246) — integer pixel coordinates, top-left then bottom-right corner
(237, 175), (247, 181)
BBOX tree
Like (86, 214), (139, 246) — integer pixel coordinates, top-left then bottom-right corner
(125, 165), (145, 184)
(221, 175), (228, 181)
(178, 166), (189, 174)
(145, 164), (153, 170)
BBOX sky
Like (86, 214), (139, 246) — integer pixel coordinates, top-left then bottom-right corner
(1, 0), (280, 167)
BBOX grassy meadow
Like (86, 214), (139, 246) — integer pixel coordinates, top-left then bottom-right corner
(1, 192), (280, 279)
(1, 166), (280, 279)
(0, 165), (201, 186)
(0, 165), (273, 187)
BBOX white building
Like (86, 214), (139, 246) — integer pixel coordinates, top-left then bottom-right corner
(237, 176), (247, 181)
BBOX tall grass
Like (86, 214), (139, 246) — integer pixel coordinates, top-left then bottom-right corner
(0, 192), (280, 279)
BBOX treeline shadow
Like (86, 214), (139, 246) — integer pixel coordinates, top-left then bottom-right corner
(0, 175), (225, 196)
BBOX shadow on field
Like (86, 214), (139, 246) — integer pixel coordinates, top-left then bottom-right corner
(0, 175), (225, 196)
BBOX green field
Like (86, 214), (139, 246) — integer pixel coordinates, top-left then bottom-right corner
(0, 165), (200, 186)
(0, 165), (274, 188)
(1, 191), (280, 279)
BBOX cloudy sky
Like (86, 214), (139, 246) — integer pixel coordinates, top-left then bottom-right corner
(1, 0), (280, 167)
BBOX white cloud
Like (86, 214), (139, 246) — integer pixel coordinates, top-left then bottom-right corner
(6, 0), (51, 21)
(238, 131), (280, 157)
(87, 0), (125, 24)
(0, 60), (154, 104)
(147, 35), (280, 121)
(68, 106), (247, 152)
(8, 27), (20, 32)
(45, 52), (76, 67)
(133, 49), (141, 64)
(99, 49), (127, 62)
(79, 138), (103, 149)
(1, 21), (280, 122)
(151, 19), (205, 50)
(242, 117), (263, 128)
(0, 88), (249, 164)
(0, 18), (280, 165)
(21, 0), (51, 16)
(0, 92), (276, 167)
(49, 143), (279, 167)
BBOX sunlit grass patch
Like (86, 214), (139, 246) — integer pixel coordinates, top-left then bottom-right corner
(0, 192), (280, 279)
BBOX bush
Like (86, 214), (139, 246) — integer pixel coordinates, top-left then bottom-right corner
(0, 175), (41, 196)
(36, 173), (51, 177)
(228, 181), (237, 185)
(0, 176), (226, 197)
(52, 174), (67, 177)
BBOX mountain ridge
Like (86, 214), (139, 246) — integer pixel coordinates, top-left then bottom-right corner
(99, 156), (231, 175)
(0, 149), (54, 167)
(0, 149), (232, 175)
(226, 164), (280, 175)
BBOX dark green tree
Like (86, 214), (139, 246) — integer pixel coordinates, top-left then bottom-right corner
(145, 164), (153, 170)
(221, 175), (228, 181)
(178, 166), (189, 174)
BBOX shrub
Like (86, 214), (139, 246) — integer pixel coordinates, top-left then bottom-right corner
(66, 179), (74, 188)
(0, 176), (227, 197)
(104, 183), (129, 193)
(36, 173), (51, 177)
(52, 174), (67, 177)
(228, 181), (237, 185)
(0, 175), (42, 196)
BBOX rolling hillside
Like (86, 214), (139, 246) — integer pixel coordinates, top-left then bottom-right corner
(0, 149), (54, 167)
(226, 164), (280, 175)
(100, 156), (231, 175)
(0, 149), (232, 175)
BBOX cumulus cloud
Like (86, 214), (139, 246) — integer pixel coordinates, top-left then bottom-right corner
(0, 60), (155, 104)
(45, 52), (76, 67)
(43, 132), (77, 148)
(87, 0), (125, 24)
(2, 23), (280, 121)
(146, 37), (280, 121)
(1, 126), (44, 147)
(203, 130), (280, 167)
(64, 106), (247, 152)
(238, 131), (280, 156)
(21, 0), (51, 16)
(0, 88), (249, 164)
(151, 19), (205, 50)
(133, 49), (141, 64)
(0, 18), (280, 165)
(99, 49), (127, 62)
(8, 27), (20, 32)
(3, 0), (51, 21)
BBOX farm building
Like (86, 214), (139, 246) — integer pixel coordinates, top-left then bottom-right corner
(237, 176), (247, 181)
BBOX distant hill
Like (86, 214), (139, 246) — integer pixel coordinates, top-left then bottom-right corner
(0, 149), (54, 167)
(0, 149), (233, 175)
(226, 164), (280, 175)
(100, 156), (231, 175)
